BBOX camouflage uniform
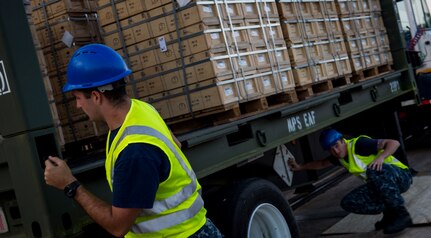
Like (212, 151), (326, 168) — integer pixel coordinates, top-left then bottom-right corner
(189, 218), (223, 238)
(340, 164), (412, 214)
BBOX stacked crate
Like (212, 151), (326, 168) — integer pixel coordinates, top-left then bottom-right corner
(30, 0), (107, 146)
(337, 0), (393, 74)
(97, 0), (296, 120)
(25, 0), (62, 143)
(277, 0), (352, 87)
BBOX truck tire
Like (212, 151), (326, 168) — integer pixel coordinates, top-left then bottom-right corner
(217, 178), (299, 238)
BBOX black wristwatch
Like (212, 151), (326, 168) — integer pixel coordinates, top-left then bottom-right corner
(64, 180), (80, 198)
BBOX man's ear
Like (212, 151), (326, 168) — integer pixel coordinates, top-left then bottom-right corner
(91, 90), (103, 104)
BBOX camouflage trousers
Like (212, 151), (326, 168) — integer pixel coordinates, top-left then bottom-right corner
(340, 164), (413, 214)
(189, 218), (223, 238)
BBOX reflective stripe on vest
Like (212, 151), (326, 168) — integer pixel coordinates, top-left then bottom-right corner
(111, 124), (203, 234)
(131, 195), (204, 233)
(348, 140), (368, 179)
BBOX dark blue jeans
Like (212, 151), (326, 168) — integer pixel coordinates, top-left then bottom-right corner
(340, 164), (413, 214)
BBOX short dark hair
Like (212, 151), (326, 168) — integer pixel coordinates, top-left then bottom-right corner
(79, 79), (128, 106)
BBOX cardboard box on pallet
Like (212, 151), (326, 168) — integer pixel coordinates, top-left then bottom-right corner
(281, 18), (342, 43)
(277, 0), (338, 20)
(288, 43), (317, 66)
(314, 18), (343, 38)
(102, 13), (151, 50)
(97, 0), (295, 120)
(363, 48), (381, 68)
(380, 50), (393, 65)
(371, 13), (385, 31)
(97, 1), (130, 26)
(292, 56), (351, 86)
(56, 102), (88, 124)
(36, 15), (98, 48)
(277, 1), (313, 20)
(340, 16), (369, 36)
(32, 0), (96, 24)
(60, 120), (108, 145)
(288, 38), (347, 65)
(143, 78), (241, 118)
(43, 42), (81, 73)
(257, 68), (295, 95)
(336, 0), (368, 16)
(241, 1), (278, 19)
(318, 38), (348, 58)
(292, 64), (312, 86)
(350, 53), (366, 71)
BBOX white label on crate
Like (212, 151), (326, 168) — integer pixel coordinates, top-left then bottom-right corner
(265, 6), (271, 12)
(178, 0), (191, 7)
(258, 54), (266, 63)
(353, 3), (358, 10)
(158, 37), (168, 52)
(62, 31), (74, 48)
(276, 52), (282, 58)
(239, 59), (248, 66)
(371, 38), (377, 45)
(351, 41), (357, 48)
(217, 61), (226, 69)
(228, 6), (234, 14)
(224, 86), (234, 96)
(340, 3), (346, 11)
(0, 61), (11, 96)
(361, 39), (367, 47)
(374, 55), (380, 63)
(263, 78), (271, 87)
(281, 74), (288, 82)
(211, 33), (220, 40)
(0, 207), (8, 234)
(270, 30), (276, 36)
(246, 81), (253, 91)
(345, 24), (350, 31)
(233, 31), (240, 38)
(203, 6), (212, 13)
(355, 60), (361, 67)
(365, 56), (371, 64)
(246, 5), (254, 12)
(251, 30), (259, 37)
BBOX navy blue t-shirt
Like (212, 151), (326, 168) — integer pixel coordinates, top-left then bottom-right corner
(329, 137), (379, 166)
(109, 128), (170, 208)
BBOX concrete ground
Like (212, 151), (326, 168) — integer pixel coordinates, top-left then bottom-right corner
(292, 131), (431, 238)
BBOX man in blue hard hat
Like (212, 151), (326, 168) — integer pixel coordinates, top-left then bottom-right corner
(288, 128), (413, 234)
(43, 44), (222, 237)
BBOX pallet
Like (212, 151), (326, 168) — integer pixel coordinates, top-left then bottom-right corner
(167, 90), (299, 134)
(295, 75), (352, 100)
(351, 64), (393, 82)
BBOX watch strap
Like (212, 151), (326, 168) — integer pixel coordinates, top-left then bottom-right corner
(64, 180), (80, 198)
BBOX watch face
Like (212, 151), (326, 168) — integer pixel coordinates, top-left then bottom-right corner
(66, 189), (74, 197)
(64, 181), (80, 198)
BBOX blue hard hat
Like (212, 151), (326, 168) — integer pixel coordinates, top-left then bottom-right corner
(319, 129), (343, 150)
(63, 44), (132, 92)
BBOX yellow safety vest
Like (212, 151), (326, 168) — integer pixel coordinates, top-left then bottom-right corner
(105, 99), (206, 237)
(340, 136), (408, 179)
